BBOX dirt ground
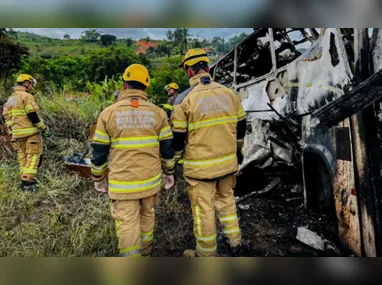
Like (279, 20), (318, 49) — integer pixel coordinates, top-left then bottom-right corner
(153, 174), (351, 257)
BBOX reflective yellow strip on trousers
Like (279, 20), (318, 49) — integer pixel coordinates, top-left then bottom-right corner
(194, 205), (202, 236)
(120, 245), (141, 257)
(196, 233), (216, 242)
(196, 242), (217, 254)
(141, 230), (154, 243)
(219, 214), (238, 223)
(11, 127), (39, 135)
(184, 153), (236, 167)
(223, 226), (241, 236)
(188, 116), (237, 131)
(111, 136), (159, 149)
(23, 154), (38, 175)
(109, 173), (162, 193)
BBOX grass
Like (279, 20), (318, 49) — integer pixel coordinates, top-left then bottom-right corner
(0, 88), (117, 256)
(0, 88), (192, 257)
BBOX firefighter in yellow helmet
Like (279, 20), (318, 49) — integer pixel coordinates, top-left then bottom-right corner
(162, 82), (180, 120)
(172, 48), (247, 257)
(90, 64), (175, 257)
(2, 74), (51, 192)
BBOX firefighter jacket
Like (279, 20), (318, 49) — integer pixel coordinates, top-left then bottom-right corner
(162, 94), (178, 120)
(91, 89), (175, 201)
(172, 73), (247, 180)
(2, 86), (46, 139)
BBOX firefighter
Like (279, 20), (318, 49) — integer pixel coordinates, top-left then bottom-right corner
(2, 74), (51, 192)
(172, 48), (247, 257)
(90, 64), (175, 257)
(162, 82), (180, 120)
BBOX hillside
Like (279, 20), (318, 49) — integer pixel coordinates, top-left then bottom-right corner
(15, 31), (138, 58)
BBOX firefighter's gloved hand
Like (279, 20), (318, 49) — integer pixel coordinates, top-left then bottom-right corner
(237, 148), (244, 165)
(42, 128), (52, 139)
(94, 178), (108, 193)
(163, 174), (175, 190)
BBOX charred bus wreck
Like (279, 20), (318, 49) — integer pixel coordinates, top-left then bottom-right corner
(210, 28), (382, 257)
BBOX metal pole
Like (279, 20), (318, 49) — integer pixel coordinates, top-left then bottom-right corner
(268, 28), (277, 72)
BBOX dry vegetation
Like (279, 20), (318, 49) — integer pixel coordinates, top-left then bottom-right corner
(0, 86), (196, 257)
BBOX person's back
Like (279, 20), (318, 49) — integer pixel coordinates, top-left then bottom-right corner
(2, 74), (50, 192)
(94, 89), (172, 200)
(172, 49), (246, 257)
(174, 75), (245, 180)
(91, 64), (175, 257)
(5, 87), (42, 138)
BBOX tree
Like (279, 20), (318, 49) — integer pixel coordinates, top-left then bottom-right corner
(211, 37), (222, 49)
(166, 30), (174, 42)
(190, 38), (202, 49)
(201, 39), (210, 47)
(181, 28), (191, 54)
(155, 44), (171, 57)
(0, 28), (6, 38)
(226, 32), (248, 51)
(217, 38), (226, 53)
(173, 28), (191, 55)
(0, 33), (29, 79)
(81, 29), (101, 42)
(141, 36), (151, 42)
(64, 34), (71, 40)
(125, 38), (134, 47)
(85, 47), (142, 83)
(147, 56), (189, 105)
(100, 34), (117, 47)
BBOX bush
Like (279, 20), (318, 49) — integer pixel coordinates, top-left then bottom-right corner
(147, 56), (189, 105)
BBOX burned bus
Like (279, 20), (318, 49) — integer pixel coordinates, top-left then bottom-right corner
(210, 28), (382, 257)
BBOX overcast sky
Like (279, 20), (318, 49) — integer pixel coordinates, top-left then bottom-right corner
(13, 28), (255, 40)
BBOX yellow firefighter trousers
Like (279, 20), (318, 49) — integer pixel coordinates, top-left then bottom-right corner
(110, 194), (159, 257)
(10, 133), (43, 182)
(185, 175), (241, 257)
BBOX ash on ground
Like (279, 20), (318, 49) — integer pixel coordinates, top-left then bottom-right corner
(152, 178), (350, 257)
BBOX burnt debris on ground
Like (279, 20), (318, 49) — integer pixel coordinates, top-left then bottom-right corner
(152, 174), (351, 257)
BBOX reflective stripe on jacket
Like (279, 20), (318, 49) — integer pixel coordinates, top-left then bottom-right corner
(91, 89), (175, 200)
(2, 86), (45, 139)
(172, 73), (246, 180)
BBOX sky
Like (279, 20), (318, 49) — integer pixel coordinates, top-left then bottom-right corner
(13, 28), (255, 40)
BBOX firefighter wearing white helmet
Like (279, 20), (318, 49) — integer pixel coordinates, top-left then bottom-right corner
(2, 74), (51, 192)
(90, 64), (175, 257)
(172, 48), (247, 257)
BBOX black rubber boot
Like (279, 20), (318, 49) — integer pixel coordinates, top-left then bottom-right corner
(21, 181), (39, 192)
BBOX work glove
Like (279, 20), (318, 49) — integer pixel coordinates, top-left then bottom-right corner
(163, 174), (175, 190)
(42, 128), (52, 139)
(94, 178), (108, 193)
